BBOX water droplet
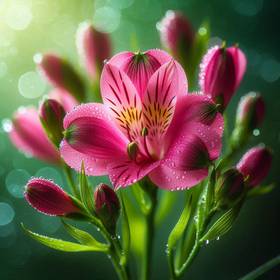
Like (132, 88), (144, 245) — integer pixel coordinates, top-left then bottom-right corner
(253, 129), (260, 136)
(205, 239), (209, 245)
(216, 236), (220, 241)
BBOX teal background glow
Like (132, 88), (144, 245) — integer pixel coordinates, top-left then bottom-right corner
(0, 0), (279, 279)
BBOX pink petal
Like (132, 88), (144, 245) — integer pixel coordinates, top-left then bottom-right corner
(149, 129), (217, 190)
(228, 46), (247, 90)
(108, 159), (160, 189)
(9, 107), (60, 163)
(147, 49), (188, 95)
(142, 60), (181, 139)
(149, 163), (208, 190)
(100, 63), (143, 140)
(164, 93), (224, 150)
(49, 88), (78, 112)
(61, 103), (128, 170)
(60, 140), (109, 176)
(108, 49), (187, 99)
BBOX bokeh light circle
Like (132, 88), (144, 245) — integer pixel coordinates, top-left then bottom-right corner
(93, 6), (121, 33)
(18, 71), (46, 99)
(4, 3), (33, 30)
(0, 202), (15, 226)
(6, 169), (30, 199)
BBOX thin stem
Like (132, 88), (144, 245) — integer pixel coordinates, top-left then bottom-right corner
(141, 185), (157, 280)
(239, 255), (280, 280)
(62, 164), (79, 198)
(167, 249), (177, 280)
(176, 237), (201, 277)
(89, 217), (129, 280)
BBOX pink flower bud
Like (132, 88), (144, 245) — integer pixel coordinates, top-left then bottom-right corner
(199, 45), (247, 110)
(236, 92), (265, 130)
(39, 99), (66, 148)
(157, 10), (194, 57)
(9, 107), (60, 163)
(237, 146), (272, 187)
(36, 53), (85, 102)
(215, 168), (245, 208)
(94, 184), (120, 233)
(25, 178), (81, 216)
(76, 22), (111, 81)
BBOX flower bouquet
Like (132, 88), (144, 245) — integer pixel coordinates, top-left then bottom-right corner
(8, 11), (276, 280)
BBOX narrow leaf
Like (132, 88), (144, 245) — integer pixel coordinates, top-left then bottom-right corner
(195, 167), (216, 233)
(119, 191), (130, 266)
(168, 194), (193, 250)
(79, 162), (95, 214)
(21, 223), (107, 252)
(200, 202), (242, 242)
(61, 220), (108, 250)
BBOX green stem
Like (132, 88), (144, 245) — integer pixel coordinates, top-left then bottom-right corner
(176, 237), (201, 277)
(141, 185), (157, 280)
(62, 164), (79, 198)
(239, 255), (280, 280)
(167, 249), (177, 280)
(90, 218), (129, 280)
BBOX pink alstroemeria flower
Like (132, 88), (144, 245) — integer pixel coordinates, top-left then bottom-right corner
(61, 49), (223, 190)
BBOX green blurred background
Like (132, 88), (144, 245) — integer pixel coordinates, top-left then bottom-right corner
(0, 0), (279, 279)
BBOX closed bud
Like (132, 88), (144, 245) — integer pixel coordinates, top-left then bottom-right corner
(157, 10), (194, 58)
(237, 146), (272, 187)
(215, 168), (245, 209)
(25, 178), (82, 216)
(231, 92), (265, 147)
(94, 184), (120, 233)
(36, 53), (85, 102)
(39, 99), (66, 148)
(9, 107), (60, 163)
(199, 44), (247, 110)
(76, 22), (111, 81)
(236, 92), (265, 130)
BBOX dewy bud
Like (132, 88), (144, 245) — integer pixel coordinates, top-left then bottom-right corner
(39, 99), (66, 148)
(237, 146), (272, 187)
(199, 44), (247, 110)
(215, 168), (245, 209)
(231, 92), (265, 148)
(157, 10), (194, 58)
(94, 184), (120, 233)
(25, 178), (81, 216)
(76, 22), (111, 81)
(236, 92), (265, 131)
(36, 53), (85, 102)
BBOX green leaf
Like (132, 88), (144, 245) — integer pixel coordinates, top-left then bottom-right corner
(21, 223), (108, 252)
(79, 162), (95, 214)
(119, 191), (130, 266)
(247, 184), (275, 198)
(195, 167), (216, 233)
(61, 220), (108, 250)
(200, 202), (242, 242)
(168, 194), (193, 250)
